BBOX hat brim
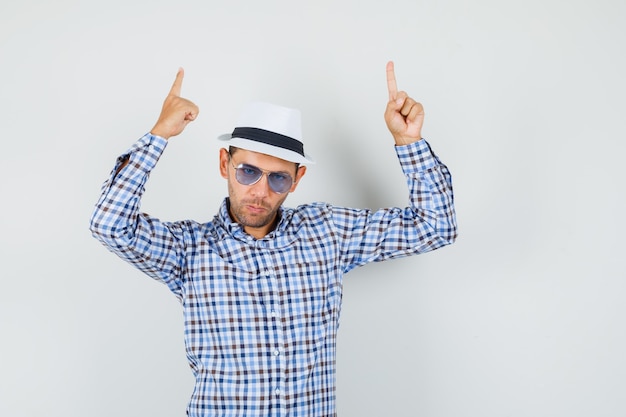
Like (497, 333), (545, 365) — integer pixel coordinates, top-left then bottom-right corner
(218, 134), (315, 165)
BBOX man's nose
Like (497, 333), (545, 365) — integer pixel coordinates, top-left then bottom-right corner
(250, 173), (270, 197)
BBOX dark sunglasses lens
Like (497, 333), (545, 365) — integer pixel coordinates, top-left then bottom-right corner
(236, 165), (262, 185)
(268, 173), (293, 193)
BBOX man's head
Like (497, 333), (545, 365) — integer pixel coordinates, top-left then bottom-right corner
(217, 102), (313, 238)
(219, 146), (306, 239)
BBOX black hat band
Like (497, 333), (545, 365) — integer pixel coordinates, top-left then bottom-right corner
(231, 127), (305, 157)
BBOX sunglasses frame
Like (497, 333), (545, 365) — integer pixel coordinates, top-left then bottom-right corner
(229, 159), (295, 194)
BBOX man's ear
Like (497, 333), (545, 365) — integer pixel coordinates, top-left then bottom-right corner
(219, 148), (230, 179)
(289, 165), (307, 192)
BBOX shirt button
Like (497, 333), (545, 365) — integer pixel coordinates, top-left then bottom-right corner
(273, 349), (280, 356)
(275, 388), (281, 395)
(271, 310), (277, 318)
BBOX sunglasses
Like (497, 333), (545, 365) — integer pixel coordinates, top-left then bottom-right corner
(230, 160), (295, 194)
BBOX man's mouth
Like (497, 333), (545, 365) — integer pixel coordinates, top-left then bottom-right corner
(245, 204), (267, 214)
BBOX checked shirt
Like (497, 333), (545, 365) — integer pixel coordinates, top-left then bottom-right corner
(90, 133), (457, 417)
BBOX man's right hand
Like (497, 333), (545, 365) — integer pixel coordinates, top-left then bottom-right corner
(150, 68), (199, 139)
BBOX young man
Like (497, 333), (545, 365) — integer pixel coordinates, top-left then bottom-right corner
(90, 62), (457, 417)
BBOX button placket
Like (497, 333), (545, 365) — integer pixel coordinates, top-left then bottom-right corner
(257, 252), (287, 411)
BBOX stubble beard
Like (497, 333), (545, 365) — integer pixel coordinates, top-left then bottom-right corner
(227, 182), (287, 230)
(231, 200), (279, 229)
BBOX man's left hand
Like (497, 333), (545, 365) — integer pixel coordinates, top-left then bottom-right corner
(384, 61), (424, 145)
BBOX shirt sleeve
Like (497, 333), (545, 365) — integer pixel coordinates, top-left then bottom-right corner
(332, 139), (457, 273)
(89, 133), (186, 297)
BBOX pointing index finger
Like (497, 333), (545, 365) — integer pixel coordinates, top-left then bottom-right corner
(169, 67), (184, 97)
(386, 61), (398, 101)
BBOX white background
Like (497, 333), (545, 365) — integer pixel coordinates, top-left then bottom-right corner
(1, 0), (625, 416)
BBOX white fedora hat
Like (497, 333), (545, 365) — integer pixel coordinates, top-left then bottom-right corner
(218, 102), (315, 165)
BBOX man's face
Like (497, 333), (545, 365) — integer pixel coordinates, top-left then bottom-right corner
(219, 148), (306, 239)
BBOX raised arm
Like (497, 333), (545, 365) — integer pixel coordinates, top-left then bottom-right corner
(89, 69), (199, 290)
(335, 62), (456, 271)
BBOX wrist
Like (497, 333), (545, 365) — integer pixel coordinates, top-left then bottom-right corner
(393, 135), (423, 146)
(150, 125), (170, 140)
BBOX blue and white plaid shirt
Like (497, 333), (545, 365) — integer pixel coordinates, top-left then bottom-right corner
(90, 133), (456, 417)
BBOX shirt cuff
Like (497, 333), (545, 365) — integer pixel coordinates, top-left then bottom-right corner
(125, 132), (168, 156)
(395, 139), (438, 175)
(111, 133), (169, 177)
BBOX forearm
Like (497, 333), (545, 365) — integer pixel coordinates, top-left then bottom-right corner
(397, 139), (457, 244)
(90, 133), (168, 248)
(336, 139), (456, 270)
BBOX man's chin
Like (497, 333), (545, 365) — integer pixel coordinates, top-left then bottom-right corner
(239, 213), (274, 229)
(230, 203), (279, 230)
